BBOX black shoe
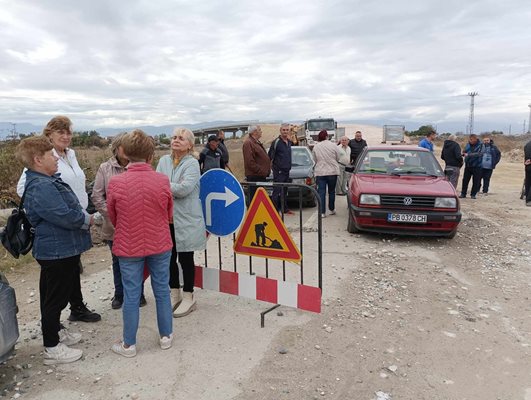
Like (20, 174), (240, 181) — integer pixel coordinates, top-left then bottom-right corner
(68, 303), (102, 322)
(140, 295), (147, 307)
(470, 195), (477, 199)
(111, 296), (123, 310)
(459, 194), (466, 198)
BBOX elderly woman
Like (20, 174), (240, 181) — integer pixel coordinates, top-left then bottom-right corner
(107, 129), (174, 357)
(17, 116), (100, 323)
(91, 133), (147, 310)
(336, 136), (351, 195)
(312, 130), (341, 218)
(16, 136), (92, 365)
(156, 128), (206, 317)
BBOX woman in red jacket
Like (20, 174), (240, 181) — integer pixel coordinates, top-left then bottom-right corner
(107, 129), (174, 357)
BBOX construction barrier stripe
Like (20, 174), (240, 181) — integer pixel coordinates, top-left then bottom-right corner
(194, 266), (321, 313)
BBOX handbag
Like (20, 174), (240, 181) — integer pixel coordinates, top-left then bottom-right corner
(0, 190), (34, 259)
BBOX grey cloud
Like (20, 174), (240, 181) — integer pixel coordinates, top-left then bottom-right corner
(1, 0), (530, 132)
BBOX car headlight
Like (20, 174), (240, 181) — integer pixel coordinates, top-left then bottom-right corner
(360, 194), (380, 205)
(292, 178), (306, 184)
(434, 197), (457, 208)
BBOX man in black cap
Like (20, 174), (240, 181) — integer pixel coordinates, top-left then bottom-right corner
(199, 135), (225, 174)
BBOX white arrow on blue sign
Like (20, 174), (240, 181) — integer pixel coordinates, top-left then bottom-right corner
(199, 168), (246, 236)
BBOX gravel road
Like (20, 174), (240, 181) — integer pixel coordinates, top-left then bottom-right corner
(1, 159), (530, 400)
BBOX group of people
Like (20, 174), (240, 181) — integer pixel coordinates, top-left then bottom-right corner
(242, 124), (368, 218)
(438, 133), (502, 198)
(418, 129), (503, 199)
(15, 116), (206, 364)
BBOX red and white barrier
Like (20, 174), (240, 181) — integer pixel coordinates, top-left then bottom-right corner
(194, 266), (321, 313)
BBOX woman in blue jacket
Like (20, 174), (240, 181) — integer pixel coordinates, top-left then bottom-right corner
(16, 136), (93, 366)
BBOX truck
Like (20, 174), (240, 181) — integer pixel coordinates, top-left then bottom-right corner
(297, 118), (342, 147)
(382, 125), (406, 143)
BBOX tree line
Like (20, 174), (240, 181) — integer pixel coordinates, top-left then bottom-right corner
(406, 125), (504, 138)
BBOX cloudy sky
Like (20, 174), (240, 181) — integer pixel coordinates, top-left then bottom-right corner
(1, 0), (530, 132)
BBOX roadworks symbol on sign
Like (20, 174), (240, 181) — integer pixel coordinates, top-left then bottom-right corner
(234, 187), (302, 263)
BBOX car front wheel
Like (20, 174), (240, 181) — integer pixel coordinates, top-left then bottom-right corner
(347, 208), (359, 233)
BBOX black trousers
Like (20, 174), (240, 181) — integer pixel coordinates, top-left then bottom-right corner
(461, 166), (482, 196)
(68, 260), (84, 309)
(525, 165), (531, 202)
(169, 224), (195, 293)
(246, 175), (268, 204)
(480, 168), (494, 193)
(38, 255), (79, 347)
(272, 169), (291, 212)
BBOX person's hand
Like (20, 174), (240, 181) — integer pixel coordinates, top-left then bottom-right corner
(462, 153), (467, 157)
(89, 214), (95, 226)
(525, 159), (531, 166)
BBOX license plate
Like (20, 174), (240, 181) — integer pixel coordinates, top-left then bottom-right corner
(387, 213), (427, 223)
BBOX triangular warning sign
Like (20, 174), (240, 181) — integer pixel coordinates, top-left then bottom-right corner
(234, 188), (301, 263)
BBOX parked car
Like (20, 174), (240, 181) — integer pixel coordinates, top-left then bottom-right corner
(346, 146), (461, 238)
(266, 146), (317, 207)
(0, 271), (19, 363)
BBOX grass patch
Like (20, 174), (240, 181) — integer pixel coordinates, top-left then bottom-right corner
(0, 251), (35, 273)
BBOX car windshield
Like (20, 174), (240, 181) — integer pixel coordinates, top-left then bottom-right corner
(357, 149), (444, 177)
(291, 147), (313, 167)
(307, 120), (335, 131)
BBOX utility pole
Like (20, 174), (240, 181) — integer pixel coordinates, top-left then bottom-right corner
(528, 104), (531, 134)
(467, 92), (478, 135)
(7, 123), (18, 141)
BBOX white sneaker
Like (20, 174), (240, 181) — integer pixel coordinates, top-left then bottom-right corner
(329, 210), (336, 215)
(321, 213), (326, 218)
(44, 343), (83, 365)
(160, 334), (173, 350)
(173, 292), (196, 318)
(171, 288), (183, 311)
(111, 341), (137, 358)
(58, 328), (82, 346)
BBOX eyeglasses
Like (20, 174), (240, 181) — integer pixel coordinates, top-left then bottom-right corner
(54, 130), (73, 136)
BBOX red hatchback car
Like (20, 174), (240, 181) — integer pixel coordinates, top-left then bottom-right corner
(346, 146), (461, 238)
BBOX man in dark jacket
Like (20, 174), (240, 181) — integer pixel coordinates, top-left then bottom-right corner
(524, 139), (531, 206)
(268, 123), (293, 214)
(348, 131), (367, 165)
(460, 134), (482, 199)
(199, 135), (225, 174)
(479, 136), (502, 195)
(441, 134), (463, 188)
(216, 130), (229, 170)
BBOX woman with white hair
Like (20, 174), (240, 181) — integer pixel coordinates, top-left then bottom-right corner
(336, 136), (351, 195)
(156, 128), (206, 317)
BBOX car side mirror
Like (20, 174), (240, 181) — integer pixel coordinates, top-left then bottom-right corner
(345, 166), (355, 173)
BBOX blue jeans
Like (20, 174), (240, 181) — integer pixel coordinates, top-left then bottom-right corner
(118, 251), (172, 345)
(316, 175), (338, 214)
(107, 240), (145, 298)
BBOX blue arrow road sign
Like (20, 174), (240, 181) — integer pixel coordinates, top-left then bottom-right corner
(200, 168), (246, 236)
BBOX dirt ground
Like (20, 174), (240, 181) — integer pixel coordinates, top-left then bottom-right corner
(1, 148), (530, 400)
